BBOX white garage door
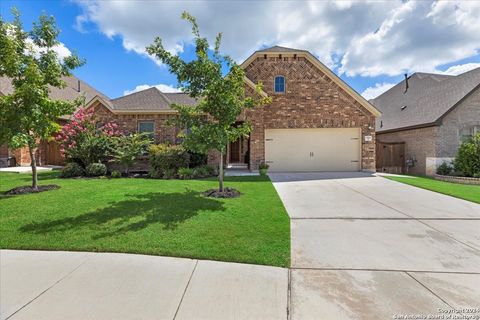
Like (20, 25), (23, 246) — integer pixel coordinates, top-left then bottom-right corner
(265, 128), (361, 171)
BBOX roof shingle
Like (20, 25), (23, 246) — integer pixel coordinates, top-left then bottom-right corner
(110, 87), (197, 111)
(371, 68), (480, 132)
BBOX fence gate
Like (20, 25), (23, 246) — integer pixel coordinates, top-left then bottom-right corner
(376, 141), (405, 174)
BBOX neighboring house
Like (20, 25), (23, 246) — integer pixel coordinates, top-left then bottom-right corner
(0, 75), (109, 167)
(371, 68), (480, 175)
(2, 46), (381, 171)
(86, 46), (380, 172)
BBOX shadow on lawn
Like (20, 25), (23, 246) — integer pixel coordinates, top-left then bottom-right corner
(20, 189), (225, 238)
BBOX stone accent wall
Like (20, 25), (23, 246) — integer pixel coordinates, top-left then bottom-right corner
(377, 126), (437, 175)
(243, 56), (376, 170)
(437, 87), (480, 157)
(435, 174), (480, 185)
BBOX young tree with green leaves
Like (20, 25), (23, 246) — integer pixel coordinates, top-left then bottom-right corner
(0, 9), (85, 190)
(110, 133), (151, 175)
(146, 12), (270, 193)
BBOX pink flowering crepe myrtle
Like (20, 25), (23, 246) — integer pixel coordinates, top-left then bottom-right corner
(55, 107), (121, 156)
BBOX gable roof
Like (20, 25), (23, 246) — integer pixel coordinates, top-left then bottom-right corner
(108, 87), (197, 112)
(0, 75), (109, 103)
(257, 45), (308, 54)
(371, 68), (480, 133)
(241, 45), (381, 117)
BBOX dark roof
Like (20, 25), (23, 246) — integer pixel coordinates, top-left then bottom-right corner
(371, 68), (480, 132)
(256, 45), (307, 53)
(0, 75), (109, 103)
(111, 87), (197, 111)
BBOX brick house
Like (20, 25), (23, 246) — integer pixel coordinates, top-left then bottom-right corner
(2, 46), (381, 171)
(0, 76), (109, 167)
(371, 68), (480, 176)
(86, 46), (380, 172)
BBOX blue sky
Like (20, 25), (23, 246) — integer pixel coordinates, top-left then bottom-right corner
(1, 1), (480, 100)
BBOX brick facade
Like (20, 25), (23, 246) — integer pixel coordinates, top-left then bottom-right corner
(242, 56), (376, 171)
(376, 87), (480, 176)
(92, 102), (182, 144)
(88, 55), (377, 172)
(377, 126), (437, 175)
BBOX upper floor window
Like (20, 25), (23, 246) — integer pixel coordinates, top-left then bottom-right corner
(138, 121), (155, 140)
(274, 76), (285, 93)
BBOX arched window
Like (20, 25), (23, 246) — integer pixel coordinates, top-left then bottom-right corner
(274, 76), (285, 93)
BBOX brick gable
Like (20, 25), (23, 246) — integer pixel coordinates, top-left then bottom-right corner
(243, 56), (376, 170)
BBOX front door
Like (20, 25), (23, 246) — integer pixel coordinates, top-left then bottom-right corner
(230, 139), (241, 163)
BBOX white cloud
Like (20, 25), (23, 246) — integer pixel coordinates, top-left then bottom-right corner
(26, 38), (72, 61)
(361, 82), (396, 100)
(340, 1), (480, 77)
(74, 0), (480, 78)
(123, 83), (180, 96)
(439, 63), (480, 76)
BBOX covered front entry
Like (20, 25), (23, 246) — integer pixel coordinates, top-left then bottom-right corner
(265, 128), (361, 172)
(227, 135), (250, 169)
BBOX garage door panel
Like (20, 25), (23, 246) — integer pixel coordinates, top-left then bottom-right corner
(265, 128), (360, 172)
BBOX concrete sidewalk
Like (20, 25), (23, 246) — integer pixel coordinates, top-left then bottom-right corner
(0, 250), (288, 320)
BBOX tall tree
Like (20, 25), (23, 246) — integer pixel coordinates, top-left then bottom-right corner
(146, 12), (270, 192)
(0, 9), (84, 190)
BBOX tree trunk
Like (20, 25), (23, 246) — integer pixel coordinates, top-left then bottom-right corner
(28, 144), (38, 190)
(218, 150), (224, 192)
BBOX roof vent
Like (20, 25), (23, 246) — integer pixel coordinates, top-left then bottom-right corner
(401, 105), (407, 111)
(77, 80), (81, 92)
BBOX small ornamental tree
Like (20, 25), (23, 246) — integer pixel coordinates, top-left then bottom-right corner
(0, 9), (85, 190)
(146, 12), (270, 192)
(55, 107), (120, 168)
(110, 133), (151, 175)
(454, 133), (480, 177)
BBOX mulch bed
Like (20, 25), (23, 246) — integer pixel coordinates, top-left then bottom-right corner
(4, 185), (60, 195)
(203, 187), (241, 198)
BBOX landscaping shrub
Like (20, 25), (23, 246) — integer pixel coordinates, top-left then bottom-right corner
(110, 133), (151, 174)
(149, 144), (189, 178)
(436, 161), (453, 175)
(192, 165), (215, 178)
(178, 167), (195, 179)
(86, 163), (107, 177)
(110, 170), (122, 178)
(188, 152), (208, 168)
(163, 169), (177, 179)
(193, 166), (209, 178)
(454, 133), (480, 177)
(60, 162), (84, 178)
(56, 107), (120, 168)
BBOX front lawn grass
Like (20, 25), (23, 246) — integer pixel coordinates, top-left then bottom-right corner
(0, 172), (290, 267)
(384, 175), (480, 204)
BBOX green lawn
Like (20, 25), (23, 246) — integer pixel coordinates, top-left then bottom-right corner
(385, 175), (480, 204)
(0, 171), (290, 267)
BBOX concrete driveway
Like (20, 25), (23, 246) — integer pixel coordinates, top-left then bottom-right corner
(270, 172), (480, 319)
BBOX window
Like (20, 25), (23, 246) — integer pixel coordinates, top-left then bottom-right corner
(138, 121), (155, 139)
(274, 76), (285, 93)
(460, 125), (480, 142)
